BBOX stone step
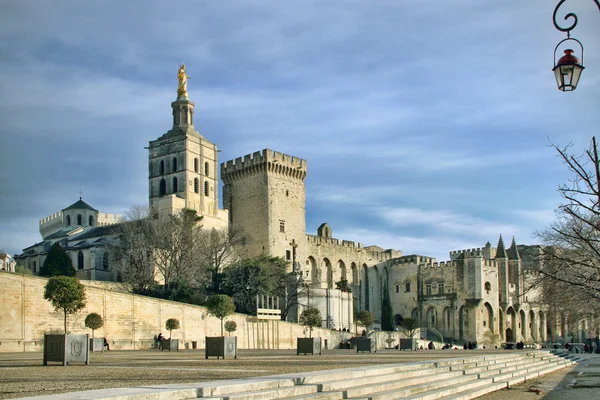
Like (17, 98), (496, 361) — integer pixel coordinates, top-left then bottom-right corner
(440, 381), (508, 400)
(196, 378), (297, 398)
(401, 377), (500, 400)
(348, 374), (479, 400)
(317, 365), (454, 392)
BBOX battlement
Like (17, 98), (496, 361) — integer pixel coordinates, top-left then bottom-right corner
(424, 260), (458, 269)
(39, 212), (63, 227)
(389, 255), (435, 267)
(306, 234), (363, 250)
(221, 149), (307, 181)
(450, 248), (483, 258)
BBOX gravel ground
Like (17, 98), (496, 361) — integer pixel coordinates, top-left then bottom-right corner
(0, 349), (587, 400)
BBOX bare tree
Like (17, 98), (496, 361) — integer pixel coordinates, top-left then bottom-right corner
(197, 226), (247, 290)
(148, 208), (208, 292)
(534, 137), (600, 305)
(109, 206), (155, 294)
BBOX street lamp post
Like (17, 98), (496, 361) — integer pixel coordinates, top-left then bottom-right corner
(552, 0), (600, 91)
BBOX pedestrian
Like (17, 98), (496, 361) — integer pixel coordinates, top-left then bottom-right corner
(157, 333), (164, 350)
(103, 337), (110, 351)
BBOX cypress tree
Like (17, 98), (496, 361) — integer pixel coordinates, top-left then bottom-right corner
(381, 282), (395, 331)
(39, 242), (76, 277)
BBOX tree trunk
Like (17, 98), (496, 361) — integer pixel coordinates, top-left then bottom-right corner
(220, 319), (224, 336)
(63, 310), (67, 334)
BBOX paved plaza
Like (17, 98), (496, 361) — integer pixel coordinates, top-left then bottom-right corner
(0, 349), (597, 400)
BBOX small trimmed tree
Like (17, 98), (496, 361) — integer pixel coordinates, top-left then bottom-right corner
(400, 317), (419, 339)
(44, 276), (86, 334)
(206, 294), (236, 336)
(354, 310), (375, 335)
(380, 283), (395, 331)
(39, 243), (76, 277)
(165, 318), (180, 339)
(224, 320), (237, 337)
(84, 313), (104, 339)
(299, 307), (322, 338)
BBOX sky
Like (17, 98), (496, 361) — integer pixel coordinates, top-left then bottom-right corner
(1, 0), (599, 261)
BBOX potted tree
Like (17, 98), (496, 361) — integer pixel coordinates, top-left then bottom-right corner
(205, 294), (237, 359)
(224, 320), (237, 337)
(399, 317), (419, 351)
(354, 310), (376, 353)
(84, 313), (104, 352)
(162, 318), (180, 351)
(43, 276), (88, 366)
(297, 307), (322, 355)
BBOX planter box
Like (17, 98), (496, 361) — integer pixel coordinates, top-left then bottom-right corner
(90, 337), (104, 353)
(161, 339), (179, 352)
(356, 337), (376, 353)
(205, 336), (237, 359)
(399, 338), (416, 351)
(297, 337), (322, 355)
(43, 334), (89, 366)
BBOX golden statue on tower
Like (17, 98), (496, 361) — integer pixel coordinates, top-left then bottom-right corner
(177, 64), (189, 98)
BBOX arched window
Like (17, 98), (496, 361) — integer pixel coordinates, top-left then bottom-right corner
(77, 214), (82, 225)
(159, 179), (166, 195)
(405, 280), (411, 292)
(484, 281), (492, 294)
(160, 160), (165, 175)
(194, 178), (199, 193)
(194, 158), (198, 172)
(172, 157), (178, 172)
(103, 252), (109, 270)
(66, 215), (71, 226)
(77, 251), (84, 270)
(173, 177), (178, 193)
(204, 181), (209, 196)
(204, 162), (209, 176)
(89, 215), (94, 227)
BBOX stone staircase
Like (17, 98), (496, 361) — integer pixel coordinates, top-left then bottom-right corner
(193, 351), (576, 400)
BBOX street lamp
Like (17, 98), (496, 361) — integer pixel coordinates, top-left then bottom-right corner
(552, 0), (600, 91)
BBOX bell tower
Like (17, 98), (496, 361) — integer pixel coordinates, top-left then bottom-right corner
(148, 65), (225, 228)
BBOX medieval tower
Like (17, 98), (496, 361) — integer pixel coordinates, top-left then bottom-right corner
(221, 150), (307, 267)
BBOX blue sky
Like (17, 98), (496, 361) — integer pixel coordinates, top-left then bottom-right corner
(1, 1), (599, 261)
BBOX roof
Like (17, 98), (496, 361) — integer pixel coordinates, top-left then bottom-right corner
(495, 234), (507, 259)
(62, 198), (98, 212)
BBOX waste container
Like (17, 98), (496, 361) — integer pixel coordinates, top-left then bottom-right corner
(192, 341), (197, 349)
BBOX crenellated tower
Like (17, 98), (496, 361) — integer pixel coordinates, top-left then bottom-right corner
(221, 149), (307, 266)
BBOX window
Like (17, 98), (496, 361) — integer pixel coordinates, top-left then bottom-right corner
(172, 157), (178, 172)
(159, 179), (166, 195)
(77, 251), (84, 270)
(405, 281), (411, 293)
(103, 252), (109, 270)
(77, 214), (82, 225)
(160, 160), (165, 175)
(32, 261), (37, 274)
(438, 283), (444, 293)
(194, 158), (198, 172)
(426, 284), (432, 295)
(286, 189), (289, 196)
(194, 178), (199, 193)
(483, 321), (487, 327)
(396, 284), (399, 293)
(204, 162), (209, 176)
(89, 215), (94, 227)
(66, 215), (71, 226)
(280, 221), (285, 233)
(286, 250), (291, 261)
(173, 177), (178, 193)
(484, 282), (492, 294)
(204, 181), (209, 196)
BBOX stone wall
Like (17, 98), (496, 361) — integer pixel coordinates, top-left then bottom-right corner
(0, 272), (350, 353)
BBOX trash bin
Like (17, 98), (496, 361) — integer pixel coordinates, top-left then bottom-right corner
(192, 341), (197, 349)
